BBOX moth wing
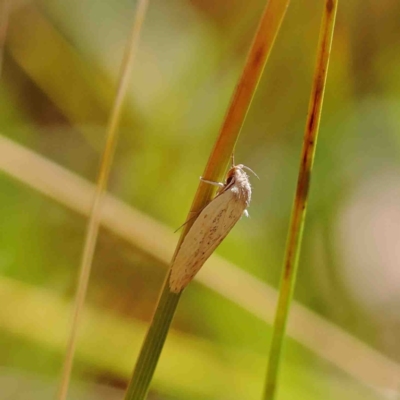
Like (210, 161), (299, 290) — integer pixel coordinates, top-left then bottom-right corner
(169, 189), (246, 293)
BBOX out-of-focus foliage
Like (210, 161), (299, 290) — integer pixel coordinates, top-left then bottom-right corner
(0, 0), (399, 399)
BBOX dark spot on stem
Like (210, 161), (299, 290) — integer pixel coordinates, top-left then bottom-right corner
(284, 258), (292, 279)
(326, 0), (333, 13)
(253, 47), (265, 67)
(308, 112), (315, 132)
(300, 171), (310, 204)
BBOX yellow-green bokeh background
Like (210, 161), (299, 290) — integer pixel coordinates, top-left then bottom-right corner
(1, 0), (399, 399)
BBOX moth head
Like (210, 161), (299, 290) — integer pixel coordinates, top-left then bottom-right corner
(225, 165), (241, 185)
(226, 164), (259, 186)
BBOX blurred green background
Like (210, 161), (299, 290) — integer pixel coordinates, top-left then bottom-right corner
(1, 0), (400, 399)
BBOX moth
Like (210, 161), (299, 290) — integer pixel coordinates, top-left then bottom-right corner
(169, 161), (255, 293)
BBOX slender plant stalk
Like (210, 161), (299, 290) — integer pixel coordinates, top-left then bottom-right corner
(263, 1), (338, 399)
(124, 1), (291, 399)
(56, 1), (149, 399)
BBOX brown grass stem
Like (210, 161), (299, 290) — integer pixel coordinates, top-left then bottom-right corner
(188, 0), (291, 225)
(123, 1), (291, 399)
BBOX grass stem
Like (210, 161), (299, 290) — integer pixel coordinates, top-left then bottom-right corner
(56, 1), (149, 399)
(124, 281), (181, 399)
(124, 1), (291, 399)
(263, 1), (338, 399)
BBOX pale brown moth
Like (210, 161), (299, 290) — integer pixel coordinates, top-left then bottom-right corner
(169, 161), (256, 293)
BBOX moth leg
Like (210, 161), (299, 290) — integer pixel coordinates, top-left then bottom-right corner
(200, 177), (224, 188)
(243, 210), (249, 218)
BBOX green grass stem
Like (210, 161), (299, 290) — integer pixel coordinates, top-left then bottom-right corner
(263, 1), (338, 399)
(124, 282), (181, 399)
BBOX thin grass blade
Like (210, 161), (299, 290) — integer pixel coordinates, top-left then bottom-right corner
(56, 1), (149, 399)
(263, 1), (338, 399)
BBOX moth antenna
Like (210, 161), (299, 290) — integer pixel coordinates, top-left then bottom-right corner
(174, 213), (199, 233)
(173, 204), (207, 233)
(242, 165), (260, 179)
(231, 153), (235, 167)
